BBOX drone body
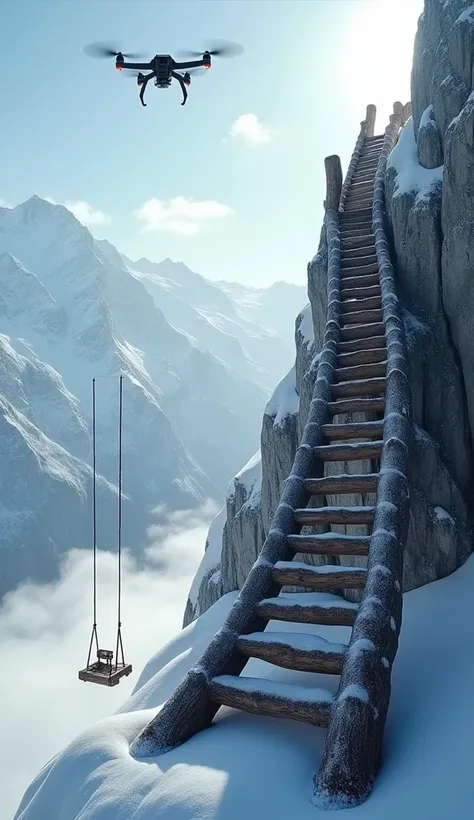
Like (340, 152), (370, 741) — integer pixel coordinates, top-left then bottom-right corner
(84, 41), (243, 107)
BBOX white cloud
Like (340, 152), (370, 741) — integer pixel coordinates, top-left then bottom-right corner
(0, 198), (12, 208)
(0, 502), (218, 820)
(64, 200), (111, 226)
(135, 196), (233, 235)
(228, 113), (273, 145)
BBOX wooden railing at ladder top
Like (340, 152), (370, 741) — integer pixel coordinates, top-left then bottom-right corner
(314, 100), (413, 808)
(129, 102), (413, 809)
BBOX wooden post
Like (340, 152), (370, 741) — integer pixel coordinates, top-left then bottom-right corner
(324, 155), (343, 212)
(402, 101), (412, 124)
(365, 104), (377, 137)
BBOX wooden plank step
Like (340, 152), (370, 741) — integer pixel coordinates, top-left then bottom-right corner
(345, 201), (373, 212)
(332, 376), (386, 398)
(340, 235), (375, 250)
(357, 158), (379, 169)
(337, 347), (386, 366)
(338, 334), (386, 353)
(257, 591), (359, 626)
(236, 631), (347, 674)
(287, 532), (371, 556)
(350, 179), (374, 192)
(272, 561), (367, 591)
(313, 440), (383, 461)
(344, 186), (374, 203)
(321, 420), (384, 440)
(364, 135), (385, 142)
(340, 273), (380, 290)
(360, 150), (382, 161)
(340, 284), (381, 299)
(340, 263), (379, 278)
(341, 253), (377, 268)
(346, 186), (374, 199)
(340, 321), (385, 341)
(342, 308), (383, 326)
(305, 472), (379, 495)
(341, 245), (377, 260)
(295, 505), (375, 526)
(341, 296), (381, 313)
(340, 227), (374, 239)
(353, 170), (377, 181)
(209, 674), (333, 727)
(340, 219), (373, 228)
(334, 361), (386, 381)
(340, 207), (373, 221)
(328, 396), (385, 415)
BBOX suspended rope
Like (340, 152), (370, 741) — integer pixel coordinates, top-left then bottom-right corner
(114, 375), (125, 671)
(78, 375), (132, 687)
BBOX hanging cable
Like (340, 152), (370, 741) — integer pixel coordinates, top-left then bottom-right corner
(86, 377), (99, 669)
(115, 375), (125, 669)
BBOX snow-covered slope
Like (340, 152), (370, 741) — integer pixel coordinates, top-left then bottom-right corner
(0, 196), (300, 597)
(14, 555), (474, 820)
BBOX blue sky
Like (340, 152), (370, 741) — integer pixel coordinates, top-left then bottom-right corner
(0, 0), (423, 286)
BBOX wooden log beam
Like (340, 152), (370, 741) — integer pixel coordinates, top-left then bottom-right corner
(337, 346), (386, 366)
(334, 361), (386, 381)
(325, 155), (343, 211)
(321, 420), (384, 440)
(340, 322), (385, 342)
(272, 561), (367, 590)
(312, 440), (383, 461)
(364, 104), (377, 137)
(294, 505), (375, 526)
(305, 473), (379, 495)
(331, 376), (386, 398)
(209, 675), (333, 726)
(236, 632), (347, 674)
(287, 532), (371, 556)
(327, 396), (385, 415)
(256, 596), (358, 626)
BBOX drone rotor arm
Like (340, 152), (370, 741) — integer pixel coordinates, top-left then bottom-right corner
(173, 59), (206, 70)
(120, 61), (153, 71)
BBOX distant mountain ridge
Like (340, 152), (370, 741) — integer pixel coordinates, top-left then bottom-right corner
(0, 195), (307, 598)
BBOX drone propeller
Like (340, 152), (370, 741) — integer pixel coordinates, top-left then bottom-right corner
(177, 39), (244, 59)
(83, 41), (146, 59)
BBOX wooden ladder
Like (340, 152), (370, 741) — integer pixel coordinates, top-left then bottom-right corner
(130, 102), (413, 809)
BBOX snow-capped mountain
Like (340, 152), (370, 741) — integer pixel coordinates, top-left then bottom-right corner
(0, 196), (306, 598)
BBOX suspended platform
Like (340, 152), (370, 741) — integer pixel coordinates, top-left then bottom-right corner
(79, 649), (132, 687)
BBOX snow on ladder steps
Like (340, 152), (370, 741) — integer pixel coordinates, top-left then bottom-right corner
(238, 630), (348, 656)
(213, 675), (334, 703)
(257, 591), (360, 625)
(274, 561), (365, 575)
(261, 592), (359, 609)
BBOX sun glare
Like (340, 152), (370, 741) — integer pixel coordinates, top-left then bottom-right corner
(339, 0), (424, 129)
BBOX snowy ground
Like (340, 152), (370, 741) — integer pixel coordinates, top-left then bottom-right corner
(15, 556), (474, 820)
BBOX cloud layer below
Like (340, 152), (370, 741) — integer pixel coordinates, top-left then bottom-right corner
(1, 502), (216, 820)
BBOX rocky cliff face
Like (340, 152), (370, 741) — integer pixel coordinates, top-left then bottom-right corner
(184, 0), (474, 625)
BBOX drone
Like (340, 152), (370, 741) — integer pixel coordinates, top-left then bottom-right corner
(84, 39), (244, 107)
